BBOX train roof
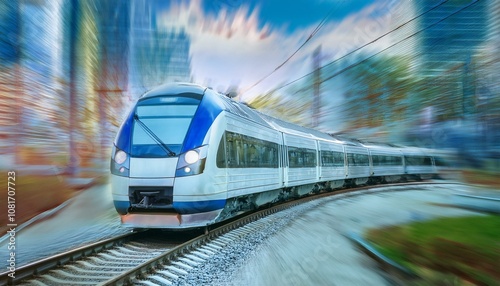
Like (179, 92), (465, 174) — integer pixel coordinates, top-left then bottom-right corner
(216, 93), (274, 128)
(138, 83), (382, 147)
(214, 90), (345, 143)
(256, 111), (340, 142)
(140, 82), (207, 99)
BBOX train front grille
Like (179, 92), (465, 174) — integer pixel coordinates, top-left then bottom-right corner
(129, 186), (174, 212)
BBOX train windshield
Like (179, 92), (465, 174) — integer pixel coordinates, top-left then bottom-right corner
(131, 95), (200, 157)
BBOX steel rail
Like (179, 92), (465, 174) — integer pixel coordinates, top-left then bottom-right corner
(0, 231), (144, 285)
(101, 181), (444, 285)
(2, 180), (456, 285)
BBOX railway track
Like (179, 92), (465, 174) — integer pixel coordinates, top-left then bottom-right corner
(1, 181), (461, 285)
(0, 231), (189, 285)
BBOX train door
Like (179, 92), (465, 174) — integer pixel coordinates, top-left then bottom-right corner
(315, 140), (320, 182)
(217, 131), (228, 199)
(368, 149), (374, 176)
(280, 132), (288, 187)
(342, 145), (348, 178)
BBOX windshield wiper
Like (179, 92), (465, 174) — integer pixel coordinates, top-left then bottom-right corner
(133, 114), (176, 157)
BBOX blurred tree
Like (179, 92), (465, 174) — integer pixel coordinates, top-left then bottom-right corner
(341, 55), (415, 132)
(249, 91), (289, 117)
(249, 88), (312, 127)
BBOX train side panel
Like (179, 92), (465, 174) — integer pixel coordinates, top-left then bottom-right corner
(173, 113), (228, 204)
(367, 146), (404, 177)
(403, 147), (436, 177)
(284, 134), (318, 187)
(318, 140), (346, 181)
(223, 113), (282, 200)
(344, 145), (370, 180)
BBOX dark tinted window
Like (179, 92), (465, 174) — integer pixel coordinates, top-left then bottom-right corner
(321, 151), (344, 167)
(405, 156), (432, 166)
(288, 147), (317, 168)
(347, 153), (369, 166)
(217, 131), (278, 168)
(372, 155), (402, 166)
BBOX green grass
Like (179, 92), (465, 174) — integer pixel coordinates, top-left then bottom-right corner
(365, 215), (500, 285)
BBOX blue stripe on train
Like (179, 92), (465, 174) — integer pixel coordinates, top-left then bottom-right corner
(113, 200), (130, 215)
(181, 90), (224, 153)
(114, 109), (135, 153)
(174, 199), (226, 214)
(114, 199), (225, 215)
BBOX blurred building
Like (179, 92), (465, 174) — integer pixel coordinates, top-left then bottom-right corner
(0, 0), (67, 166)
(95, 0), (130, 93)
(0, 1), (18, 134)
(475, 0), (500, 156)
(415, 0), (488, 122)
(129, 0), (192, 98)
(401, 0), (500, 165)
(1, 0), (189, 169)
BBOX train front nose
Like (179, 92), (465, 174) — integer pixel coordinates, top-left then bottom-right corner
(116, 154), (224, 229)
(130, 157), (178, 178)
(127, 157), (178, 211)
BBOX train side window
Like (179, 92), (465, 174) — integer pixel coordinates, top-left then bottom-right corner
(405, 156), (427, 166)
(288, 147), (299, 167)
(304, 149), (317, 167)
(358, 154), (369, 166)
(223, 131), (278, 168)
(334, 151), (344, 166)
(374, 155), (401, 166)
(321, 151), (344, 167)
(216, 135), (226, 168)
(393, 156), (403, 166)
(347, 153), (355, 166)
(424, 157), (432, 166)
(288, 146), (316, 168)
(405, 156), (414, 166)
(405, 156), (432, 166)
(348, 153), (368, 166)
(321, 151), (333, 167)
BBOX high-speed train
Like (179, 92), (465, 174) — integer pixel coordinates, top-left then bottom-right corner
(110, 82), (439, 229)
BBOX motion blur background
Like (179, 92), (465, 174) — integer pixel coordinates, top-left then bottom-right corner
(0, 0), (499, 224)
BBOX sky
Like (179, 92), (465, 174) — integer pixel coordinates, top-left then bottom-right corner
(155, 0), (403, 101)
(200, 0), (378, 33)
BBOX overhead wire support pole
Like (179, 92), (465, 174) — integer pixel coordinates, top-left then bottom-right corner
(312, 46), (322, 128)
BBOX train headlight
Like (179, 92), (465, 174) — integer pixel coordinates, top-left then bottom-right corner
(111, 146), (130, 177)
(184, 150), (199, 164)
(176, 146), (208, 177)
(114, 150), (127, 164)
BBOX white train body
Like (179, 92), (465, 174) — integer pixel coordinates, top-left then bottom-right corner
(110, 83), (439, 229)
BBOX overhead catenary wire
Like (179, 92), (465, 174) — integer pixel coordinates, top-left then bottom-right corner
(270, 0), (485, 93)
(241, 4), (338, 95)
